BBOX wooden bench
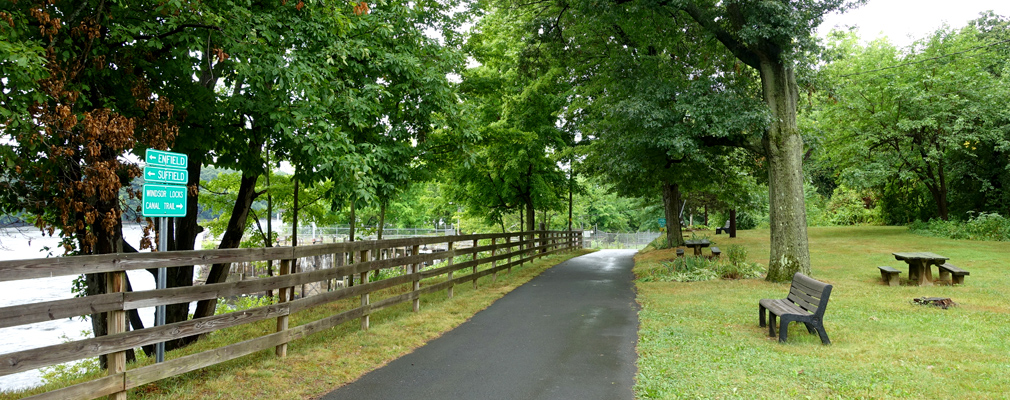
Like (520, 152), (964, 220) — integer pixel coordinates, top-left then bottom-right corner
(710, 246), (721, 258)
(676, 248), (684, 257)
(715, 220), (730, 234)
(759, 273), (832, 344)
(878, 266), (901, 286)
(938, 263), (969, 285)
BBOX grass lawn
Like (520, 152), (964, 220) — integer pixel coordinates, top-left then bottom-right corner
(634, 226), (1010, 399)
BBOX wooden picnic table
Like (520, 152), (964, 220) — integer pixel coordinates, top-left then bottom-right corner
(684, 239), (711, 256)
(892, 252), (949, 286)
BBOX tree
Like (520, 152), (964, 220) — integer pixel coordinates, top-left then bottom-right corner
(451, 6), (572, 232)
(496, 0), (863, 280)
(556, 3), (766, 247)
(0, 0), (183, 364)
(819, 26), (1010, 221)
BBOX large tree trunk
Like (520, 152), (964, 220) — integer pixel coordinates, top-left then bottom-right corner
(661, 181), (686, 248)
(759, 60), (811, 282)
(191, 170), (260, 319)
(923, 161), (950, 220)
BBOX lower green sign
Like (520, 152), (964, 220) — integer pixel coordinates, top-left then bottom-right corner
(143, 184), (187, 217)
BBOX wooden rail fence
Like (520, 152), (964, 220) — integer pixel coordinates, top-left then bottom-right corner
(0, 230), (583, 399)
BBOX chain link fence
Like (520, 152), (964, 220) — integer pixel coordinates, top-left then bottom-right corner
(582, 231), (661, 250)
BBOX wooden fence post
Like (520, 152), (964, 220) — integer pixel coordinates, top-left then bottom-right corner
(490, 237), (498, 284)
(472, 238), (479, 289)
(276, 259), (291, 357)
(360, 249), (370, 330)
(107, 270), (127, 400)
(538, 230), (545, 257)
(506, 235), (513, 274)
(411, 244), (421, 312)
(447, 239), (455, 299)
(334, 252), (344, 290)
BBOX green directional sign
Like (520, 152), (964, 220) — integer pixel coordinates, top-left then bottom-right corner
(144, 166), (188, 185)
(658, 217), (666, 226)
(143, 184), (188, 217)
(146, 149), (188, 169)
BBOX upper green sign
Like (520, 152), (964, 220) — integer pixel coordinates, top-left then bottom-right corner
(146, 149), (188, 169)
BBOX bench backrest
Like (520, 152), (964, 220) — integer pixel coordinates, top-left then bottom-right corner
(786, 272), (832, 317)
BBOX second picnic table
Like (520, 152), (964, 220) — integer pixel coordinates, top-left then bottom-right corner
(684, 239), (711, 256)
(892, 252), (949, 286)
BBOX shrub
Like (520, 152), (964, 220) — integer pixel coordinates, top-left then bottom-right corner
(639, 250), (765, 283)
(909, 212), (1010, 241)
(824, 185), (883, 225)
(215, 295), (274, 315)
(724, 245), (743, 264)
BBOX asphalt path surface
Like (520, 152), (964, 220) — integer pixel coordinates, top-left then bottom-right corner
(319, 249), (640, 400)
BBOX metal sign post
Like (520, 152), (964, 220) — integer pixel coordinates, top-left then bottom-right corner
(142, 149), (188, 364)
(156, 217), (167, 363)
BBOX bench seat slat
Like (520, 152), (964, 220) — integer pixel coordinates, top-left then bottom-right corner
(939, 263), (969, 275)
(787, 287), (821, 310)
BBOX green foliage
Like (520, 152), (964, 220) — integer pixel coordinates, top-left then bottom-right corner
(639, 252), (765, 283)
(447, 6), (572, 229)
(215, 295), (274, 316)
(818, 24), (1010, 221)
(39, 331), (100, 385)
(823, 186), (882, 225)
(725, 245), (748, 265)
(909, 212), (1010, 241)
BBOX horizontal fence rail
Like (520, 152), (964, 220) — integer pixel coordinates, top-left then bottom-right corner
(0, 230), (583, 400)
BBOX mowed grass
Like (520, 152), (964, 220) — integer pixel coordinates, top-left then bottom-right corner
(635, 226), (1010, 399)
(3, 249), (593, 400)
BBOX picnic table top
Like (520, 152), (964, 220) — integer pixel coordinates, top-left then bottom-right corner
(684, 239), (711, 246)
(892, 252), (949, 261)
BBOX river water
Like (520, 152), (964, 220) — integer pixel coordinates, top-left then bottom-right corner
(0, 225), (204, 391)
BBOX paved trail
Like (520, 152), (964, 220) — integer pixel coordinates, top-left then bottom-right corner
(319, 249), (640, 400)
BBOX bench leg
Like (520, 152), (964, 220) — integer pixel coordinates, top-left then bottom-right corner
(880, 271), (899, 286)
(803, 322), (816, 334)
(813, 320), (831, 345)
(768, 314), (777, 337)
(953, 275), (965, 285)
(759, 305), (767, 327)
(777, 316), (792, 343)
(939, 269), (951, 284)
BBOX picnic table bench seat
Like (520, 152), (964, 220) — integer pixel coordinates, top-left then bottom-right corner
(878, 266), (901, 286)
(759, 273), (832, 345)
(938, 263), (969, 285)
(710, 246), (721, 258)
